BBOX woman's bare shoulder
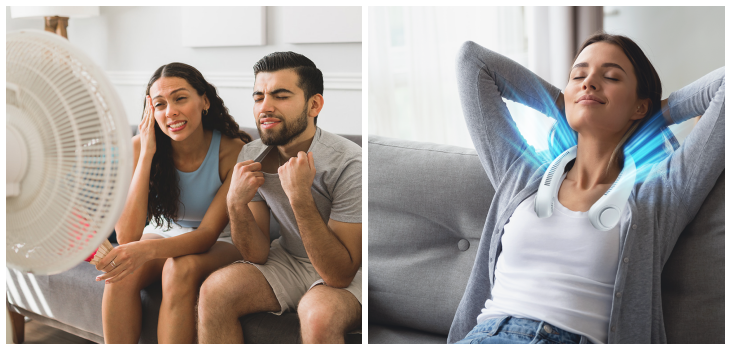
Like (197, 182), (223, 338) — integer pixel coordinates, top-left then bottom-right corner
(219, 134), (246, 166)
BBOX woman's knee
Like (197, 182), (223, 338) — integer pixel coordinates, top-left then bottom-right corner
(161, 256), (202, 295)
(103, 266), (146, 294)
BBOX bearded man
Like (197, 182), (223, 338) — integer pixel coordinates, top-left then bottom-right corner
(197, 52), (362, 344)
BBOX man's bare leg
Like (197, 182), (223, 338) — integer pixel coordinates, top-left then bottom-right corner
(297, 285), (361, 344)
(197, 263), (280, 343)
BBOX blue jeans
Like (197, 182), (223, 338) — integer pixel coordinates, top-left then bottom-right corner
(455, 316), (592, 344)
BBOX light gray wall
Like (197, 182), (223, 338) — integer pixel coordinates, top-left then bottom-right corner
(603, 6), (724, 143)
(7, 6), (362, 135)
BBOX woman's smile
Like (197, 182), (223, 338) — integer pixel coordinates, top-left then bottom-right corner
(576, 94), (606, 105)
(168, 120), (188, 132)
(565, 42), (643, 135)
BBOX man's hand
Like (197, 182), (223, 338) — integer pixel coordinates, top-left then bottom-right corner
(279, 151), (316, 203)
(228, 160), (265, 207)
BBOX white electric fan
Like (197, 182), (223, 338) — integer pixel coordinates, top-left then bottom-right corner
(7, 29), (133, 344)
(6, 29), (133, 275)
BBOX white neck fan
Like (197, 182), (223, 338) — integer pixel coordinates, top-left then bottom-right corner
(534, 145), (636, 231)
(6, 30), (132, 274)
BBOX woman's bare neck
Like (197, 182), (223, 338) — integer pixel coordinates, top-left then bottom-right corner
(567, 134), (622, 190)
(171, 127), (212, 167)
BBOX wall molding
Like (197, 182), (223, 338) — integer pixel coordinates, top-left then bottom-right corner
(106, 71), (361, 91)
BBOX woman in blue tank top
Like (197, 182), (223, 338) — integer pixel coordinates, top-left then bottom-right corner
(93, 63), (252, 343)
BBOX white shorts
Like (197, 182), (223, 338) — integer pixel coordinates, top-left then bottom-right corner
(143, 221), (233, 245)
(237, 239), (362, 316)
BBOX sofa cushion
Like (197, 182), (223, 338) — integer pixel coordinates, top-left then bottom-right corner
(7, 262), (105, 341)
(368, 136), (494, 337)
(369, 323), (447, 344)
(661, 171), (724, 343)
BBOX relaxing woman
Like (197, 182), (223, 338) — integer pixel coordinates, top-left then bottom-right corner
(449, 33), (724, 344)
(94, 63), (252, 343)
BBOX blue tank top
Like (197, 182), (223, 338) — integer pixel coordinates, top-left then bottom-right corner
(176, 130), (222, 227)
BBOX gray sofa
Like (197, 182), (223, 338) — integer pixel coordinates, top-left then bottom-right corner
(368, 135), (724, 344)
(6, 126), (362, 344)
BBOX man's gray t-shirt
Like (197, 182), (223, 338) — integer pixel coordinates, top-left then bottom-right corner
(237, 127), (362, 258)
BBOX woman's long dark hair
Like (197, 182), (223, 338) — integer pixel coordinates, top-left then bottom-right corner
(549, 32), (678, 176)
(144, 62), (252, 229)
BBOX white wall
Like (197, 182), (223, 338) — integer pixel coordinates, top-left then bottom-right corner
(6, 6), (362, 135)
(603, 6), (724, 143)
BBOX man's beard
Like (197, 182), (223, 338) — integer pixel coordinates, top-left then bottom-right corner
(258, 106), (309, 146)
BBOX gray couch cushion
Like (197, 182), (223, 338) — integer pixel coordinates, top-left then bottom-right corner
(7, 262), (105, 341)
(368, 135), (494, 337)
(661, 171), (724, 343)
(369, 323), (447, 344)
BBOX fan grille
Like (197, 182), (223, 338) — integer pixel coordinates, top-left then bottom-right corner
(6, 31), (131, 275)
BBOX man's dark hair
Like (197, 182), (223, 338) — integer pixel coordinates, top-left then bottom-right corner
(253, 52), (324, 125)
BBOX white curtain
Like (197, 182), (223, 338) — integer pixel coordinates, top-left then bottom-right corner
(368, 7), (526, 149)
(369, 6), (603, 151)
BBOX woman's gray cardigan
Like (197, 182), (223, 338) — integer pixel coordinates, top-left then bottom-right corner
(447, 41), (725, 343)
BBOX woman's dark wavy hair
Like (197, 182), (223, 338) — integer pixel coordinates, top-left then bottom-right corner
(143, 62), (252, 229)
(549, 32), (678, 174)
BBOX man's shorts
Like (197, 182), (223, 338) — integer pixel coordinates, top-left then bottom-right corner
(236, 238), (362, 315)
(143, 222), (233, 245)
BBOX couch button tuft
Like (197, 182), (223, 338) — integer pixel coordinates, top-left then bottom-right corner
(458, 239), (470, 251)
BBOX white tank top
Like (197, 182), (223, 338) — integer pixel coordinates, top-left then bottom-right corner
(477, 173), (621, 344)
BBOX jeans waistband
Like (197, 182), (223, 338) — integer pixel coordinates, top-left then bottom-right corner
(479, 316), (592, 344)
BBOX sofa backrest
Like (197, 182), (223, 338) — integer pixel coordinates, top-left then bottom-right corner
(661, 171), (724, 343)
(368, 136), (494, 336)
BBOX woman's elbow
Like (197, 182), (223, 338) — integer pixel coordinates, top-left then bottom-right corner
(456, 41), (480, 71)
(114, 227), (133, 244)
(116, 235), (133, 245)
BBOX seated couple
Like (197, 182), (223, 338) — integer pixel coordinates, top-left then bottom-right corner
(93, 52), (362, 344)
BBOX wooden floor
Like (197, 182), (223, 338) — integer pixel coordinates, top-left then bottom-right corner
(18, 319), (96, 344)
